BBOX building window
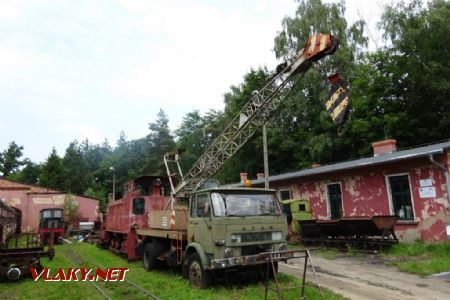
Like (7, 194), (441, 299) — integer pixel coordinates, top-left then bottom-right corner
(388, 175), (414, 220)
(280, 190), (291, 200)
(327, 183), (342, 220)
(132, 197), (145, 215)
(280, 190), (292, 224)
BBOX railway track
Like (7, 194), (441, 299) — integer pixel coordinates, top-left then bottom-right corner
(58, 248), (161, 300)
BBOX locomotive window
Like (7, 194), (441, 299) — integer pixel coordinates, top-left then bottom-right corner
(54, 210), (62, 218)
(42, 210), (52, 218)
(299, 204), (306, 212)
(133, 197), (145, 215)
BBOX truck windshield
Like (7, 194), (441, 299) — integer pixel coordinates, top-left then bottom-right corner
(211, 192), (281, 217)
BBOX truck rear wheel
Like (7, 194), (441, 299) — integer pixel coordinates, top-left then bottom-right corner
(187, 253), (212, 289)
(143, 243), (158, 271)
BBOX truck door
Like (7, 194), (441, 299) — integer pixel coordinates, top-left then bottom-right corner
(189, 193), (213, 254)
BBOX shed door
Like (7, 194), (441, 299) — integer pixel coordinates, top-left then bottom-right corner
(327, 183), (342, 220)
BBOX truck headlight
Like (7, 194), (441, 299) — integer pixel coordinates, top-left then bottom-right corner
(279, 243), (287, 251)
(224, 247), (234, 258)
(231, 234), (241, 243)
(271, 231), (282, 241)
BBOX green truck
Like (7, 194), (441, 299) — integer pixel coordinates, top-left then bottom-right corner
(137, 188), (287, 288)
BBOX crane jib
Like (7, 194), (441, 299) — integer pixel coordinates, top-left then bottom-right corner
(166, 34), (341, 201)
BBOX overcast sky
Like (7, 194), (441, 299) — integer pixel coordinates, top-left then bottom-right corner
(0, 0), (391, 163)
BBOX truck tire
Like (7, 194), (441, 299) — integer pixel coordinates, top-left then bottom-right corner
(187, 253), (212, 289)
(143, 243), (158, 271)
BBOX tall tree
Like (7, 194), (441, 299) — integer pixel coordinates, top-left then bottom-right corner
(0, 141), (25, 177)
(62, 141), (89, 194)
(143, 109), (176, 175)
(175, 109), (227, 176)
(40, 148), (65, 190)
(7, 159), (41, 185)
(271, 0), (367, 166)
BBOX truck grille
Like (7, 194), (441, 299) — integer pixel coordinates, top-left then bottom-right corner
(241, 232), (272, 242)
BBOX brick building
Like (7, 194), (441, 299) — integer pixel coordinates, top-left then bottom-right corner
(0, 179), (99, 232)
(237, 140), (450, 242)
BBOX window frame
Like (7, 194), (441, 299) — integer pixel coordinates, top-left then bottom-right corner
(326, 182), (343, 220)
(132, 197), (145, 215)
(385, 173), (416, 221)
(190, 193), (210, 218)
(279, 189), (292, 201)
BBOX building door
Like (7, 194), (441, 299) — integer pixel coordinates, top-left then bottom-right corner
(327, 183), (342, 220)
(280, 190), (292, 224)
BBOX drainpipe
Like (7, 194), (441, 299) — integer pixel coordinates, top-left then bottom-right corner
(428, 153), (450, 205)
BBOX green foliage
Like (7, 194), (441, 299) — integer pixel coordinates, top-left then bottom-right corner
(143, 109), (176, 176)
(63, 194), (81, 225)
(383, 241), (450, 275)
(175, 109), (225, 175)
(6, 159), (41, 185)
(39, 148), (64, 190)
(62, 141), (90, 195)
(0, 141), (25, 177)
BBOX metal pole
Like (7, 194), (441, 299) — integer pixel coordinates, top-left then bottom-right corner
(263, 124), (269, 189)
(112, 171), (116, 201)
(110, 166), (116, 201)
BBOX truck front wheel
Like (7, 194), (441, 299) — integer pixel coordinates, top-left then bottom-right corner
(187, 253), (212, 289)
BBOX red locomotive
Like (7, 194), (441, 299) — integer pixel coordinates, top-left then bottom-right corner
(39, 208), (64, 244)
(98, 175), (172, 261)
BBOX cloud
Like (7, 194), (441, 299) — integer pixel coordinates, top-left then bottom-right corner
(0, 0), (26, 23)
(60, 122), (105, 144)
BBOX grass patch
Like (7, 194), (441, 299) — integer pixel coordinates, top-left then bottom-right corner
(1, 242), (346, 299)
(382, 241), (450, 276)
(312, 248), (339, 260)
(7, 234), (40, 249)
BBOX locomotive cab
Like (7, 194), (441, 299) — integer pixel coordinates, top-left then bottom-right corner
(99, 175), (172, 260)
(39, 208), (64, 244)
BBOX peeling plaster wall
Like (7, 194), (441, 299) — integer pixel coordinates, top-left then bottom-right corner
(268, 154), (449, 242)
(0, 190), (99, 232)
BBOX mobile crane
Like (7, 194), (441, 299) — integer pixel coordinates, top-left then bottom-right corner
(134, 34), (346, 288)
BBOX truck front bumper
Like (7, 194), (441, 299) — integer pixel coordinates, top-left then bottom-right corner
(210, 252), (280, 270)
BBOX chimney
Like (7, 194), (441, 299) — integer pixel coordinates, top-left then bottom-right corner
(240, 172), (248, 183)
(311, 163), (321, 169)
(257, 173), (265, 180)
(372, 139), (397, 156)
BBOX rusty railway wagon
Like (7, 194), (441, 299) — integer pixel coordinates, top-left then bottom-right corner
(0, 198), (20, 246)
(0, 199), (55, 280)
(298, 215), (399, 248)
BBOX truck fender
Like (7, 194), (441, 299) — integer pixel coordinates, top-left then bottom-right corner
(184, 243), (208, 268)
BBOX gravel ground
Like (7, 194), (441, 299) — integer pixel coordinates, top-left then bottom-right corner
(279, 252), (450, 300)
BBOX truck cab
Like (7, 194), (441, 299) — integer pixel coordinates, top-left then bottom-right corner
(184, 187), (288, 287)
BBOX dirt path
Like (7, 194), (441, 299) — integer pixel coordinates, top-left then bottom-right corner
(279, 253), (450, 300)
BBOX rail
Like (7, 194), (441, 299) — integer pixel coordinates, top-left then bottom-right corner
(59, 247), (161, 300)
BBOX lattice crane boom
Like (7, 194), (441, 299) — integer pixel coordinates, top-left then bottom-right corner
(166, 34), (339, 200)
